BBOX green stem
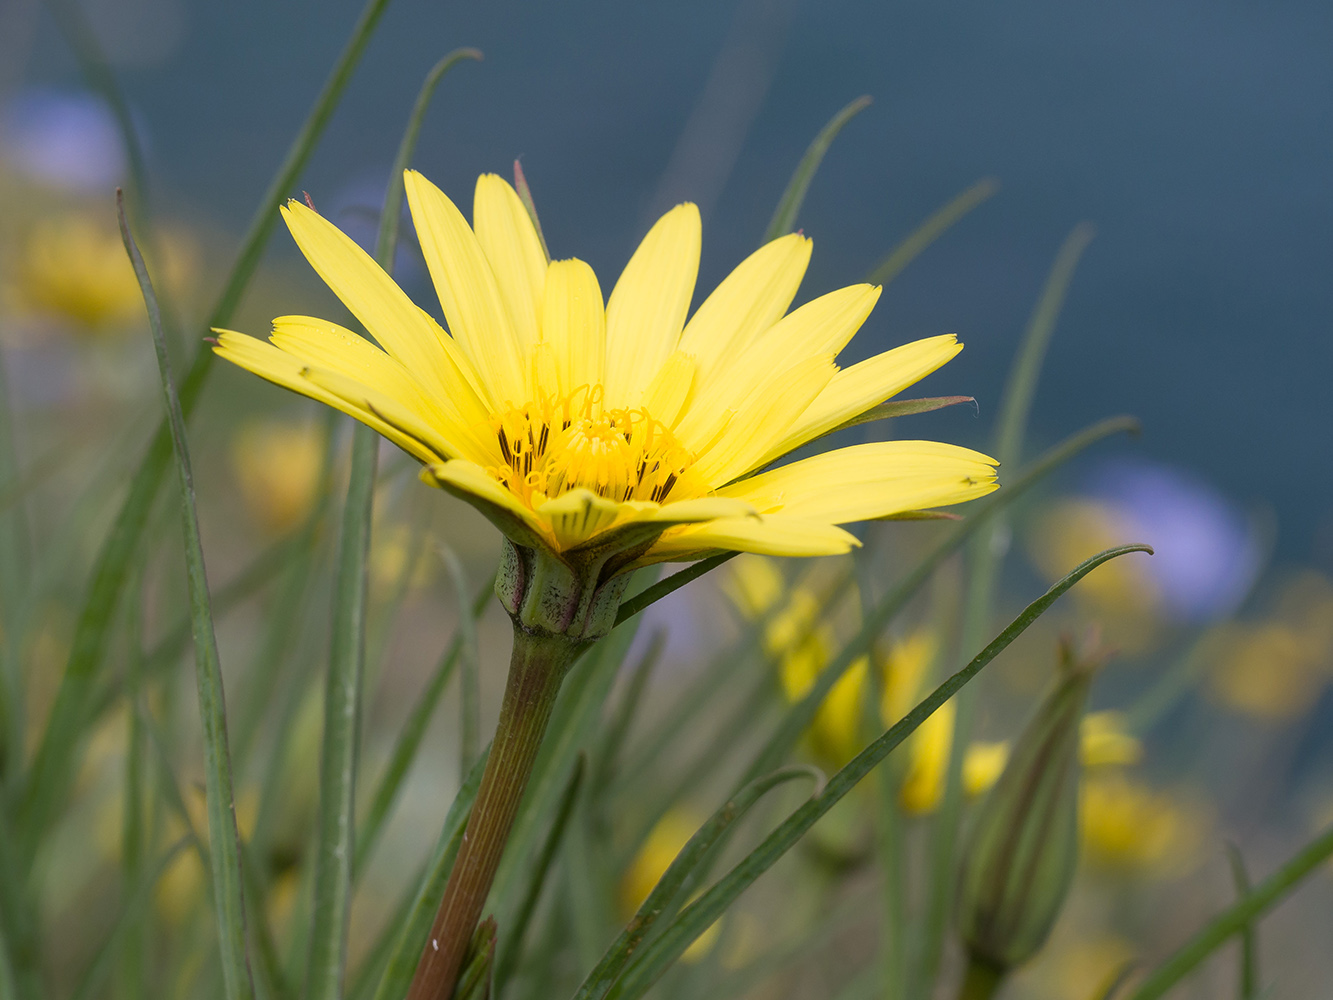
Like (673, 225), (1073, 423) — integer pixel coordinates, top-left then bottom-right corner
(406, 627), (584, 1000)
(955, 955), (1005, 1000)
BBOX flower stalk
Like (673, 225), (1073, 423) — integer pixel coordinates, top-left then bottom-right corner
(406, 614), (588, 1000)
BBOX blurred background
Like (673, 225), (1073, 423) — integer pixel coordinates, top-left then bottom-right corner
(3, 0), (1333, 997)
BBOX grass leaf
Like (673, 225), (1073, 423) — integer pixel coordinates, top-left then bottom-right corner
(866, 178), (999, 286)
(606, 545), (1153, 1000)
(118, 191), (254, 1000)
(763, 95), (873, 242)
(19, 0), (398, 869)
(1126, 824), (1333, 1000)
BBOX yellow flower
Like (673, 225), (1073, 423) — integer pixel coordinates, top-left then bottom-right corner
(619, 809), (721, 963)
(230, 419), (325, 534)
(214, 171), (996, 569)
(7, 212), (145, 331)
(1208, 572), (1333, 720)
(1080, 772), (1205, 874)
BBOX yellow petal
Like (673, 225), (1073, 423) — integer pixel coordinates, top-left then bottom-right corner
(603, 203), (700, 408)
(404, 170), (527, 405)
(423, 459), (550, 548)
(297, 366), (461, 464)
(640, 350), (696, 429)
(541, 258), (605, 398)
(647, 514), (859, 560)
(692, 355), (837, 485)
(474, 173), (548, 352)
(536, 489), (624, 549)
(758, 334), (963, 466)
(278, 201), (490, 422)
(267, 315), (496, 464)
(679, 284), (880, 444)
(677, 232), (811, 381)
(212, 332), (441, 465)
(720, 440), (998, 522)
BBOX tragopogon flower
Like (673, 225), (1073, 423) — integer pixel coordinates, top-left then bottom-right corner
(215, 171), (996, 634)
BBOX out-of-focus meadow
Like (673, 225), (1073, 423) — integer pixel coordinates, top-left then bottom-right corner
(2, 1), (1332, 998)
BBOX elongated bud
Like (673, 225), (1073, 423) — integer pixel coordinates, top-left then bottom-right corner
(955, 635), (1107, 972)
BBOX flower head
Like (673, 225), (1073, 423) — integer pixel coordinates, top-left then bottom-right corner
(215, 171), (996, 633)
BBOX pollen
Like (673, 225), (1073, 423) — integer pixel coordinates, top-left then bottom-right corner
(486, 386), (701, 508)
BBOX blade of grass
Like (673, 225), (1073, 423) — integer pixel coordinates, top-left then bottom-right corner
(355, 578), (492, 878)
(866, 178), (1000, 286)
(439, 545), (482, 782)
(118, 565), (148, 1000)
(615, 554), (736, 627)
(572, 766), (820, 1000)
(70, 839), (191, 1000)
(0, 352), (30, 785)
(741, 414), (1136, 786)
(308, 45), (478, 995)
(589, 633), (665, 797)
(1226, 843), (1258, 1000)
(513, 160), (551, 263)
(919, 222), (1095, 992)
(763, 95), (873, 242)
(494, 756), (587, 991)
(19, 0), (397, 859)
(605, 545), (1152, 1000)
(828, 395), (978, 434)
(370, 749), (489, 1000)
(119, 191), (254, 1000)
(1126, 824), (1333, 1000)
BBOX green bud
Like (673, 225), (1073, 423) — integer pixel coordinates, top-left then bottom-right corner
(955, 637), (1104, 971)
(495, 538), (636, 642)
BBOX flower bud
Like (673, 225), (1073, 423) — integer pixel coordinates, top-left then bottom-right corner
(955, 637), (1103, 971)
(495, 537), (634, 641)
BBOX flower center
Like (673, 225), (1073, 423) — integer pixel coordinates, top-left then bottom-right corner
(488, 386), (699, 508)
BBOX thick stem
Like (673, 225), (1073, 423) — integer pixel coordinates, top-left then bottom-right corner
(956, 954), (1006, 1000)
(407, 626), (583, 1000)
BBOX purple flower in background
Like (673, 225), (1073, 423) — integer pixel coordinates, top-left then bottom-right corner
(1083, 458), (1261, 623)
(0, 87), (127, 193)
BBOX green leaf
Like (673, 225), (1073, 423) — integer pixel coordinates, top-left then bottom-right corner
(370, 748), (489, 1000)
(866, 178), (999, 286)
(763, 95), (873, 242)
(118, 192), (254, 1000)
(441, 545), (483, 781)
(308, 47), (477, 1000)
(606, 545), (1152, 1000)
(1226, 843), (1258, 1000)
(572, 766), (819, 1000)
(741, 415), (1139, 786)
(69, 839), (191, 1000)
(1126, 824), (1333, 1000)
(919, 221), (1096, 992)
(615, 554), (737, 627)
(355, 576), (493, 878)
(19, 0), (398, 868)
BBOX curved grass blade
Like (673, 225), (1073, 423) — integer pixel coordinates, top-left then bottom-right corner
(866, 178), (999, 286)
(69, 838), (191, 1000)
(829, 395), (977, 434)
(605, 545), (1152, 1000)
(572, 766), (820, 1000)
(440, 545), (482, 781)
(763, 95), (873, 242)
(20, 0), (398, 867)
(615, 553), (736, 627)
(1126, 824), (1333, 1000)
(741, 415), (1139, 785)
(307, 48), (477, 1000)
(371, 748), (489, 1000)
(356, 577), (493, 879)
(590, 632), (665, 797)
(118, 192), (254, 1000)
(919, 221), (1096, 991)
(494, 755), (587, 991)
(1225, 843), (1258, 1000)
